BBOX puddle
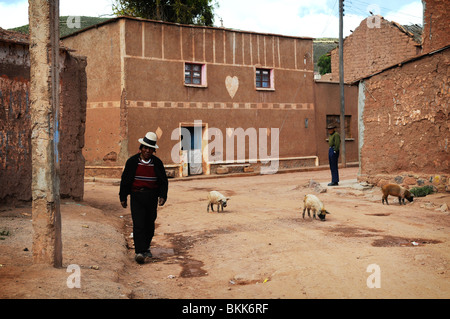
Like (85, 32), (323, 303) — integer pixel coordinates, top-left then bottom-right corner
(371, 236), (442, 247)
(122, 216), (232, 278)
(180, 259), (208, 278)
(328, 226), (443, 247)
(166, 233), (208, 278)
(328, 226), (382, 238)
(365, 213), (391, 217)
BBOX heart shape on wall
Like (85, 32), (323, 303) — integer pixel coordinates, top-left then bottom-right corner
(225, 76), (239, 99)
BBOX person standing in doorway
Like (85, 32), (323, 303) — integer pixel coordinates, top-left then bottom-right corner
(119, 132), (168, 264)
(327, 124), (340, 186)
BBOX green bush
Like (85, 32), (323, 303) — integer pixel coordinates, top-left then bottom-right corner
(410, 185), (436, 197)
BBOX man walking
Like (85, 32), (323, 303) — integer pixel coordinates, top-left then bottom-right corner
(327, 124), (340, 186)
(119, 132), (168, 264)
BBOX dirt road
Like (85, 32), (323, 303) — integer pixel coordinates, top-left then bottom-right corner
(1, 167), (449, 299)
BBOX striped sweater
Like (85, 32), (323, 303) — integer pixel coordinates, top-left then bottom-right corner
(132, 158), (158, 190)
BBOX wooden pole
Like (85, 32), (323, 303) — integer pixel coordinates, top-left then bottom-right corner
(339, 0), (346, 167)
(29, 0), (62, 268)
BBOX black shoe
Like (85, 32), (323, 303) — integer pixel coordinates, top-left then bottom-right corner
(328, 182), (339, 186)
(135, 253), (145, 264)
(143, 250), (152, 258)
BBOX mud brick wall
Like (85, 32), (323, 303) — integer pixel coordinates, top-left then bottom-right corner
(358, 47), (449, 190)
(422, 0), (450, 54)
(59, 52), (87, 201)
(0, 39), (87, 204)
(331, 17), (420, 83)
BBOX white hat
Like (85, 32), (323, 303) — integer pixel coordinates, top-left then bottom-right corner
(138, 132), (159, 149)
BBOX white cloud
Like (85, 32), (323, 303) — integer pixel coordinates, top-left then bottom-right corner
(215, 0), (364, 38)
(215, 0), (333, 37)
(60, 0), (114, 18)
(1, 0), (422, 38)
(384, 1), (423, 25)
(0, 0), (115, 29)
(0, 0), (28, 29)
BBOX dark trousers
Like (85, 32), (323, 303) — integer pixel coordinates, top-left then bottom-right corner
(130, 190), (158, 254)
(328, 147), (340, 184)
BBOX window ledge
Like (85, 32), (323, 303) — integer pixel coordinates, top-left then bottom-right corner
(256, 88), (275, 92)
(184, 84), (208, 89)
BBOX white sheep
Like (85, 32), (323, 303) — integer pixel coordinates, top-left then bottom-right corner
(302, 194), (330, 221)
(207, 191), (230, 213)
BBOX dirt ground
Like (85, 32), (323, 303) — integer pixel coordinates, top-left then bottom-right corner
(1, 167), (449, 299)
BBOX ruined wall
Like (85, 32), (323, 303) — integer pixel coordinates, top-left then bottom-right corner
(358, 47), (449, 190)
(331, 17), (421, 83)
(0, 41), (30, 202)
(59, 52), (87, 200)
(422, 0), (450, 54)
(0, 35), (87, 204)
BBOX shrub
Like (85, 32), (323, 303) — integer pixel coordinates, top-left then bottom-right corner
(410, 185), (436, 197)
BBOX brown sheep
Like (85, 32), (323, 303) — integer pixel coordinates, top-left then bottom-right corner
(381, 184), (414, 205)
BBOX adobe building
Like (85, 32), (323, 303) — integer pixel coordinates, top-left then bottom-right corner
(0, 28), (87, 204)
(329, 16), (422, 83)
(355, 0), (449, 191)
(62, 17), (359, 178)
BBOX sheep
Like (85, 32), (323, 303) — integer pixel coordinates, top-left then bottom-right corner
(207, 191), (230, 213)
(302, 194), (330, 221)
(381, 183), (414, 205)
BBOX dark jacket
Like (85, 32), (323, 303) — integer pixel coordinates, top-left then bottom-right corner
(119, 153), (168, 203)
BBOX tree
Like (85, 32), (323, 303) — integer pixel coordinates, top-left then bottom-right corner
(113, 0), (219, 26)
(317, 54), (331, 75)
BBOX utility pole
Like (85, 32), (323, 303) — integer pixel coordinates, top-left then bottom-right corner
(29, 0), (62, 267)
(339, 0), (346, 167)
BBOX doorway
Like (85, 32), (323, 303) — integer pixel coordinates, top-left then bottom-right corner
(180, 123), (206, 176)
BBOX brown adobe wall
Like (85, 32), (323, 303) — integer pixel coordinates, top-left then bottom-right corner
(62, 22), (124, 167)
(331, 17), (420, 83)
(422, 0), (450, 54)
(63, 18), (320, 168)
(358, 48), (449, 191)
(313, 81), (359, 164)
(0, 41), (87, 204)
(122, 19), (317, 167)
(59, 52), (87, 200)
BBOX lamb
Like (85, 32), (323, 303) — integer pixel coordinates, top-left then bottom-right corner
(302, 194), (330, 221)
(381, 183), (414, 205)
(207, 191), (230, 212)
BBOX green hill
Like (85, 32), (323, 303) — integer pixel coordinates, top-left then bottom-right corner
(10, 16), (111, 37)
(313, 38), (338, 72)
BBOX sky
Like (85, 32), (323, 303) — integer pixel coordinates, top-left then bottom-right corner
(0, 0), (423, 38)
